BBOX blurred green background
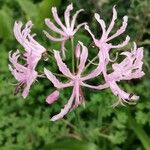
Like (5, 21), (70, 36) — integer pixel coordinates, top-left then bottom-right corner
(0, 0), (150, 150)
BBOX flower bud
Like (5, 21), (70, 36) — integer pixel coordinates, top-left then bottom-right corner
(46, 90), (60, 104)
(75, 43), (81, 58)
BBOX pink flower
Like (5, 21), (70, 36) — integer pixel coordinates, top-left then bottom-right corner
(44, 42), (108, 121)
(44, 3), (86, 58)
(106, 43), (145, 106)
(110, 43), (145, 81)
(13, 21), (46, 67)
(9, 21), (46, 98)
(85, 6), (144, 106)
(9, 50), (38, 98)
(85, 6), (130, 62)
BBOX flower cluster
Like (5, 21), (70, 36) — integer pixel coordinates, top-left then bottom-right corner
(9, 4), (144, 121)
(9, 21), (46, 98)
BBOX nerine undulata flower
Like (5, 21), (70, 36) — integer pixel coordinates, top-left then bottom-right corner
(9, 21), (46, 98)
(44, 42), (108, 121)
(85, 6), (144, 106)
(107, 43), (144, 107)
(44, 3), (86, 58)
(85, 6), (130, 62)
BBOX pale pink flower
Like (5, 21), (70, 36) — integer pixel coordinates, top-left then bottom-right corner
(44, 3), (86, 58)
(85, 6), (130, 62)
(9, 50), (38, 98)
(44, 42), (108, 121)
(9, 21), (46, 98)
(109, 43), (145, 81)
(13, 21), (46, 67)
(106, 43), (145, 106)
(85, 7), (144, 106)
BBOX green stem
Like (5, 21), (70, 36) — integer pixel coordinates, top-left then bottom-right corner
(84, 55), (98, 71)
(71, 37), (75, 74)
(87, 41), (94, 49)
(128, 115), (150, 150)
(53, 73), (66, 78)
(74, 111), (88, 140)
(76, 58), (79, 71)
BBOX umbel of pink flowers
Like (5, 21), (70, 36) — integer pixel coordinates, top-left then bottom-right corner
(9, 4), (144, 121)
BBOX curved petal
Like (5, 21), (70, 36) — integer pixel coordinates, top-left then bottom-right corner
(81, 82), (109, 90)
(109, 81), (139, 106)
(73, 23), (87, 35)
(51, 7), (68, 33)
(8, 65), (25, 81)
(71, 9), (84, 30)
(106, 6), (117, 36)
(95, 13), (106, 37)
(107, 16), (128, 41)
(45, 19), (66, 36)
(22, 72), (37, 98)
(22, 21), (33, 39)
(9, 50), (27, 72)
(111, 35), (130, 48)
(14, 21), (46, 57)
(14, 21), (26, 44)
(44, 68), (73, 89)
(77, 41), (88, 74)
(43, 30), (67, 42)
(85, 25), (97, 42)
(27, 35), (46, 56)
(64, 3), (73, 28)
(22, 85), (30, 98)
(14, 21), (32, 49)
(54, 51), (74, 79)
(50, 87), (75, 121)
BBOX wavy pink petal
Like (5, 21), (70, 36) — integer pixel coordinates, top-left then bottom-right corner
(94, 13), (106, 38)
(71, 9), (84, 30)
(106, 6), (117, 36)
(45, 18), (66, 36)
(43, 30), (67, 42)
(64, 3), (73, 29)
(77, 42), (88, 74)
(109, 81), (139, 107)
(107, 16), (128, 41)
(81, 82), (109, 90)
(50, 87), (75, 121)
(111, 35), (130, 48)
(51, 7), (68, 33)
(73, 23), (87, 35)
(44, 68), (73, 88)
(54, 51), (74, 79)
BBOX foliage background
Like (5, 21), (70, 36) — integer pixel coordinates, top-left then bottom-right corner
(0, 0), (150, 149)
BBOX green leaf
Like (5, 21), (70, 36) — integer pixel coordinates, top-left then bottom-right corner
(0, 7), (13, 40)
(128, 115), (150, 150)
(15, 0), (38, 20)
(37, 0), (61, 26)
(1, 145), (26, 150)
(43, 139), (100, 150)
